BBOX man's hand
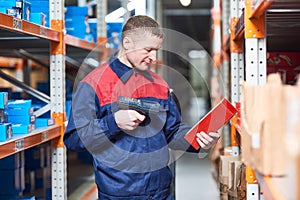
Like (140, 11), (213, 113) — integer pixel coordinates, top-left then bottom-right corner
(196, 131), (220, 150)
(114, 110), (145, 130)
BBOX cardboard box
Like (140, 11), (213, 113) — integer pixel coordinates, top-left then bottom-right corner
(0, 92), (8, 109)
(35, 117), (55, 128)
(0, 123), (12, 142)
(0, 108), (7, 123)
(6, 107), (33, 116)
(284, 83), (300, 199)
(0, 0), (16, 8)
(237, 163), (246, 200)
(7, 99), (31, 109)
(6, 7), (21, 18)
(8, 114), (35, 125)
(241, 73), (287, 176)
(12, 124), (31, 134)
(219, 155), (240, 185)
(65, 6), (88, 16)
(228, 160), (243, 198)
(16, 0), (31, 21)
(30, 1), (49, 27)
(31, 12), (46, 26)
(107, 22), (123, 49)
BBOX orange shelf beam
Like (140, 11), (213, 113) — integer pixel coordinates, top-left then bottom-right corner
(51, 112), (66, 148)
(233, 12), (245, 42)
(0, 13), (59, 41)
(246, 165), (258, 184)
(65, 34), (99, 51)
(245, 0), (267, 38)
(230, 115), (239, 146)
(231, 18), (244, 53)
(0, 125), (61, 159)
(250, 0), (275, 19)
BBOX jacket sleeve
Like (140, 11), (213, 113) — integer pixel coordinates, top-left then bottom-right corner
(63, 82), (121, 153)
(164, 92), (199, 153)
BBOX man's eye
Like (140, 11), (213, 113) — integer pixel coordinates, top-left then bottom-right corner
(145, 49), (152, 52)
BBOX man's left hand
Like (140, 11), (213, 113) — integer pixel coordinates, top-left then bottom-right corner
(196, 131), (220, 150)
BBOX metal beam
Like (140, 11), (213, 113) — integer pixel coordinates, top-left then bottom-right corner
(163, 9), (211, 16)
(0, 69), (50, 103)
(15, 49), (50, 68)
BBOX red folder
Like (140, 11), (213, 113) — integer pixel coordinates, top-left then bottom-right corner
(184, 98), (238, 150)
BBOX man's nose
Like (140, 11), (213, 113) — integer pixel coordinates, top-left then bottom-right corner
(149, 50), (157, 63)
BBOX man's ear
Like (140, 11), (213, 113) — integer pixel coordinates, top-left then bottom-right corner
(123, 36), (133, 50)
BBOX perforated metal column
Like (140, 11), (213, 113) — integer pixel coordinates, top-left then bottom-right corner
(231, 53), (244, 103)
(247, 183), (260, 200)
(245, 38), (267, 85)
(221, 0), (230, 99)
(244, 1), (267, 198)
(52, 147), (67, 199)
(230, 0), (245, 104)
(97, 0), (107, 38)
(50, 0), (67, 199)
(50, 55), (66, 113)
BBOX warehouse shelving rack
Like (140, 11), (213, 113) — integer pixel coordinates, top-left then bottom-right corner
(0, 0), (106, 199)
(215, 0), (300, 199)
(0, 125), (60, 159)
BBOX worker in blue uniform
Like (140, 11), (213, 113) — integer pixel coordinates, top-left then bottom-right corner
(64, 15), (220, 200)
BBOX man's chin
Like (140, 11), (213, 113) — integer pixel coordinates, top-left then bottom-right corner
(136, 64), (149, 71)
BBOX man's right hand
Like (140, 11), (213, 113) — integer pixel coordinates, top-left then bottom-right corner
(114, 110), (146, 130)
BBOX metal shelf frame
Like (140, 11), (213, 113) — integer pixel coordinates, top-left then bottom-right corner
(0, 1), (107, 199)
(0, 125), (61, 159)
(223, 0), (300, 199)
(0, 13), (60, 42)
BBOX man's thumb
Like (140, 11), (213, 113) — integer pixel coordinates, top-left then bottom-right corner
(134, 111), (145, 122)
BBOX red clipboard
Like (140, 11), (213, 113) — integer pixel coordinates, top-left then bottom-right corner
(184, 98), (238, 150)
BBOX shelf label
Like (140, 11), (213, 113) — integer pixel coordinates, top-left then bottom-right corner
(13, 18), (22, 30)
(41, 131), (49, 141)
(15, 139), (24, 151)
(40, 27), (46, 36)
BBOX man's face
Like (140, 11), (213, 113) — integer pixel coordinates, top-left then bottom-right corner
(124, 33), (163, 71)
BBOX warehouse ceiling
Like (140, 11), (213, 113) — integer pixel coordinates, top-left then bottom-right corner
(65, 0), (212, 52)
(161, 0), (212, 52)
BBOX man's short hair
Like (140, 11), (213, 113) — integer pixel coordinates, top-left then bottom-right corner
(122, 15), (164, 39)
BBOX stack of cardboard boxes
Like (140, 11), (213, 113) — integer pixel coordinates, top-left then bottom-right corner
(0, 92), (12, 142)
(0, 0), (48, 26)
(241, 73), (300, 199)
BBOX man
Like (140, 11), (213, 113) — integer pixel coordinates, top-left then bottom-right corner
(64, 15), (220, 199)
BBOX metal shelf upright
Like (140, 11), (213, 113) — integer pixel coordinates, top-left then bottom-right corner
(0, 0), (108, 199)
(229, 0), (244, 157)
(243, 0), (268, 198)
(49, 0), (67, 199)
(226, 0), (300, 199)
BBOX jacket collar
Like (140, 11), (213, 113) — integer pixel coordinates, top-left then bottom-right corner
(108, 53), (154, 83)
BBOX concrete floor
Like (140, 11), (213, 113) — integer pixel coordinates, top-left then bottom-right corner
(175, 152), (220, 200)
(67, 151), (220, 200)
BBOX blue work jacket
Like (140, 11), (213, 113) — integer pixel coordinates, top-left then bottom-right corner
(64, 58), (198, 199)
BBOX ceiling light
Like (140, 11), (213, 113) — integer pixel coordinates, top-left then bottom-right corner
(179, 0), (191, 7)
